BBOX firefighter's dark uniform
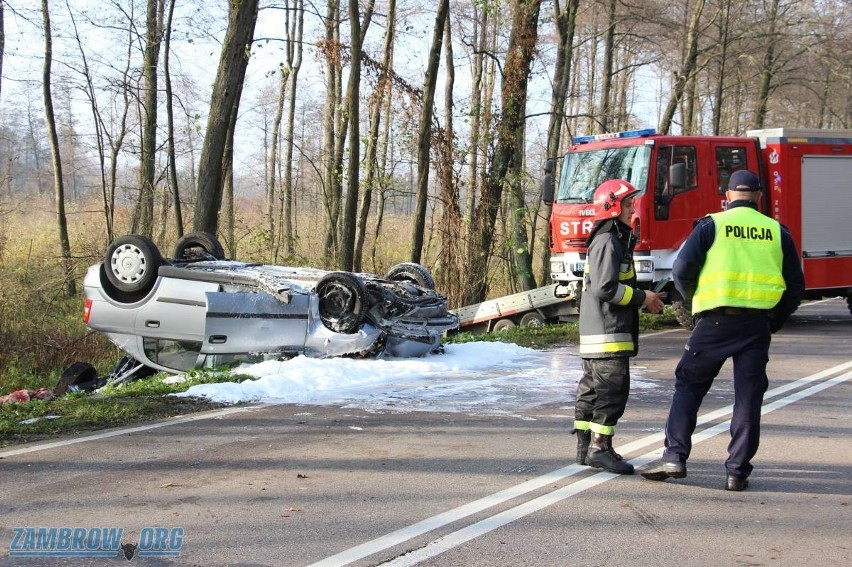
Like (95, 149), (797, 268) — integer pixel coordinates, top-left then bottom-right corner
(661, 200), (805, 481)
(575, 218), (645, 438)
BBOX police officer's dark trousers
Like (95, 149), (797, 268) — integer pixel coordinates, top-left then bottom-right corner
(661, 312), (771, 479)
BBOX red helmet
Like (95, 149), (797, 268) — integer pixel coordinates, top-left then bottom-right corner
(593, 179), (640, 221)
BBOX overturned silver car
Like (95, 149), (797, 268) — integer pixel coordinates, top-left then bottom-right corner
(83, 233), (458, 375)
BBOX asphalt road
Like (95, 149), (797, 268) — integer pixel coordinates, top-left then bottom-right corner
(2, 298), (850, 567)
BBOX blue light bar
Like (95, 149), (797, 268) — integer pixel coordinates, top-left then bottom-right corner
(573, 128), (656, 144)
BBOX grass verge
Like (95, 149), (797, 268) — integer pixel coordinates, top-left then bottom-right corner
(1, 308), (682, 447)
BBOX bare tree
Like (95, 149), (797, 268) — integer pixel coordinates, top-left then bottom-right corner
(658, 0), (707, 134)
(410, 0), (450, 264)
(193, 0), (259, 235)
(41, 0), (74, 296)
(538, 0), (579, 284)
(132, 0), (165, 238)
(354, 0), (395, 272)
(281, 0), (304, 257)
(163, 0), (183, 237)
(465, 0), (543, 304)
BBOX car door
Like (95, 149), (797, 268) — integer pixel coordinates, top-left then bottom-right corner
(202, 291), (312, 355)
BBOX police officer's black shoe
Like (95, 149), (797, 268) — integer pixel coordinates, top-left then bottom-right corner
(725, 474), (749, 492)
(640, 461), (687, 481)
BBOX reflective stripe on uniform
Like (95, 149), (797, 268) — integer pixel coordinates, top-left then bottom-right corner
(579, 332), (634, 355)
(589, 422), (616, 435)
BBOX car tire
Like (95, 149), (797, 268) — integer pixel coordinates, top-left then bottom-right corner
(519, 311), (546, 328)
(385, 262), (436, 290)
(316, 272), (368, 334)
(173, 231), (226, 261)
(104, 235), (163, 296)
(492, 318), (516, 333)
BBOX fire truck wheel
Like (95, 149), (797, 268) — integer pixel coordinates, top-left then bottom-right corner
(519, 312), (545, 328)
(847, 295), (852, 316)
(491, 319), (516, 333)
(670, 291), (695, 330)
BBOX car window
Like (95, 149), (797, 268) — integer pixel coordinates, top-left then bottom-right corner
(143, 338), (203, 372)
(715, 146), (749, 194)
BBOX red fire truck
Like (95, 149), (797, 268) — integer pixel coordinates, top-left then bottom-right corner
(542, 127), (852, 327)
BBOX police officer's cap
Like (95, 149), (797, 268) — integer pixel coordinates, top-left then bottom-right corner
(728, 170), (761, 191)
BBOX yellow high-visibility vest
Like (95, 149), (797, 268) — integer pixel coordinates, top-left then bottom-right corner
(691, 207), (786, 314)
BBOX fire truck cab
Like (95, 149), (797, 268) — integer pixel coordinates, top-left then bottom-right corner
(543, 127), (852, 327)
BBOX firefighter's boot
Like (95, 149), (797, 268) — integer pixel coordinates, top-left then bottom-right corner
(586, 433), (634, 475)
(573, 429), (592, 465)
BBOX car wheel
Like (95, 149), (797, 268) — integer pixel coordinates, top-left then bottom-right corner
(385, 262), (436, 290)
(104, 235), (163, 295)
(173, 231), (226, 261)
(491, 318), (516, 333)
(316, 272), (368, 334)
(519, 311), (546, 328)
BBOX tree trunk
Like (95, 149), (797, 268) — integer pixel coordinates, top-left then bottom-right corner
(465, 0), (542, 305)
(465, 2), (487, 223)
(133, 0), (164, 239)
(268, 69), (288, 250)
(754, 0), (780, 129)
(282, 0), (304, 258)
(41, 0), (75, 296)
(538, 0), (578, 285)
(164, 0), (182, 237)
(410, 0), (450, 264)
(711, 0), (731, 135)
(320, 0), (341, 263)
(354, 0), (395, 272)
(434, 7), (464, 304)
(221, 83), (244, 259)
(658, 0), (706, 134)
(596, 0), (616, 134)
(193, 0), (259, 235)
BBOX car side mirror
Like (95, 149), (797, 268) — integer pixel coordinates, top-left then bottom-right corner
(542, 158), (555, 205)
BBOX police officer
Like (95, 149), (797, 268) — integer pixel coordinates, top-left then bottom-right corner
(573, 179), (666, 475)
(641, 170), (805, 491)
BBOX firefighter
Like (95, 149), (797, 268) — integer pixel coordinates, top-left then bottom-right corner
(641, 169), (805, 490)
(573, 179), (666, 474)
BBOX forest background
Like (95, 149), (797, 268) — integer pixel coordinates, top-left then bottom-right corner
(0, 0), (850, 381)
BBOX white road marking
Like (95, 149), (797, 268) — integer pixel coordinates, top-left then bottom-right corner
(0, 406), (256, 458)
(308, 360), (852, 567)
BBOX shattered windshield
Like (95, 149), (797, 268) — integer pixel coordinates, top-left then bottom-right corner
(556, 145), (652, 203)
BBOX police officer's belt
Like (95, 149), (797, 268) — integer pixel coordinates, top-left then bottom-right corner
(699, 307), (767, 316)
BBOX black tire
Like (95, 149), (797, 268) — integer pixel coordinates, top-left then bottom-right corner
(173, 231), (226, 261)
(519, 311), (546, 328)
(104, 235), (163, 295)
(316, 272), (368, 334)
(669, 289), (695, 330)
(54, 361), (99, 395)
(385, 262), (436, 290)
(492, 318), (516, 333)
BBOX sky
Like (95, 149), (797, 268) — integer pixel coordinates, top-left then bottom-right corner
(170, 341), (661, 416)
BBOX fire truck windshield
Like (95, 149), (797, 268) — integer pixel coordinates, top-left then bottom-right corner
(556, 145), (651, 203)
